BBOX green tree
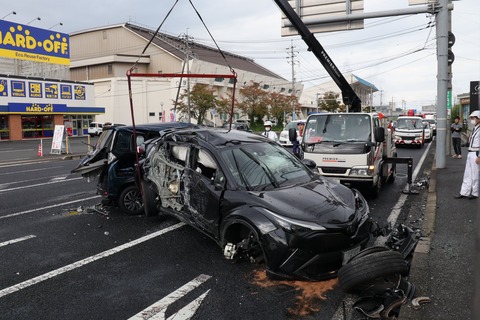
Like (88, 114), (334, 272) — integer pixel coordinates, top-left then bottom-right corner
(174, 84), (218, 125)
(318, 91), (342, 112)
(237, 81), (269, 125)
(268, 92), (293, 126)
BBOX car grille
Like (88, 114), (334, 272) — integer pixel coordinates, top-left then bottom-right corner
(322, 167), (347, 174)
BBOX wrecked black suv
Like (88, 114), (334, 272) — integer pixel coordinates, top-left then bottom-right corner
(72, 122), (196, 215)
(140, 127), (378, 280)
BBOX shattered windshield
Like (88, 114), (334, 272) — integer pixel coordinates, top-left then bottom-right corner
(396, 118), (423, 130)
(303, 114), (372, 143)
(220, 142), (312, 191)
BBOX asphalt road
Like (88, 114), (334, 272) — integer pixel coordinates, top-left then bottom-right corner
(0, 138), (433, 320)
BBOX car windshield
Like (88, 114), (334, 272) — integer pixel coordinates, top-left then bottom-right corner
(303, 114), (371, 143)
(284, 121), (299, 130)
(220, 142), (312, 191)
(397, 118), (423, 130)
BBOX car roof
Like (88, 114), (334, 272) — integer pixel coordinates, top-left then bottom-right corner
(165, 127), (269, 148)
(114, 122), (196, 133)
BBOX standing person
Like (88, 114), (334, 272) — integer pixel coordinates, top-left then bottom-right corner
(262, 120), (278, 141)
(292, 121), (305, 158)
(455, 110), (480, 199)
(451, 116), (463, 158)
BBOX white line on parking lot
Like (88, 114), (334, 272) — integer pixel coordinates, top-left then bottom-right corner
(0, 177), (82, 193)
(0, 195), (100, 220)
(0, 235), (36, 248)
(128, 274), (211, 320)
(0, 223), (186, 299)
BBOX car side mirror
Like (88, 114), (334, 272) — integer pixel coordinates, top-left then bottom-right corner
(374, 127), (385, 143)
(301, 158), (317, 170)
(289, 128), (297, 142)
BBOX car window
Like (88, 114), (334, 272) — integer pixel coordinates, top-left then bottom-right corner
(193, 148), (218, 180)
(220, 142), (311, 191)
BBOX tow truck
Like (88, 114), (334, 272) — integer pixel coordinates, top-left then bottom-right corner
(274, 0), (415, 195)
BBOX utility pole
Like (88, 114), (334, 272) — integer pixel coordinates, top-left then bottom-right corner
(436, 0), (449, 169)
(180, 29), (194, 123)
(286, 40), (298, 121)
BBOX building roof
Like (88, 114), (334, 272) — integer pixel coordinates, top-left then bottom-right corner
(124, 23), (285, 80)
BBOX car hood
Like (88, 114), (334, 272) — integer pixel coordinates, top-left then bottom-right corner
(254, 179), (358, 224)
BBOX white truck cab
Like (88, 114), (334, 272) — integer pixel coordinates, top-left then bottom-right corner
(394, 116), (425, 148)
(301, 112), (396, 196)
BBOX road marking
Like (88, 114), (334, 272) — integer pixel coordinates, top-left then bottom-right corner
(0, 166), (64, 177)
(128, 274), (211, 320)
(0, 235), (36, 248)
(0, 223), (186, 299)
(0, 195), (100, 220)
(0, 177), (82, 193)
(332, 143), (433, 320)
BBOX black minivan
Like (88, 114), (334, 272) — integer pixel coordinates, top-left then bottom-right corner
(72, 122), (196, 215)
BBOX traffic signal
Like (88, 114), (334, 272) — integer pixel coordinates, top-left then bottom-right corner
(448, 32), (455, 66)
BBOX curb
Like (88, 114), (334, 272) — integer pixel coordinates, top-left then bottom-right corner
(399, 155), (437, 319)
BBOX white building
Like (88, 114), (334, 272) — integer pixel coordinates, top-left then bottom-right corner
(69, 23), (302, 126)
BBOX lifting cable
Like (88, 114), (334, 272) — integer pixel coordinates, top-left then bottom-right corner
(187, 0), (238, 130)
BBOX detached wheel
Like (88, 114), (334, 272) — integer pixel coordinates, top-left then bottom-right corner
(338, 250), (408, 293)
(141, 180), (158, 217)
(118, 185), (143, 215)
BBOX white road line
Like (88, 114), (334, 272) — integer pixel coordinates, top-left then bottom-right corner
(129, 274), (211, 320)
(0, 195), (100, 220)
(0, 166), (64, 176)
(0, 235), (36, 248)
(332, 143), (433, 320)
(0, 177), (82, 193)
(166, 289), (210, 320)
(0, 223), (186, 299)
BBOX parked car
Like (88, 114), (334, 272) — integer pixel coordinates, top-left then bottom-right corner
(139, 127), (379, 280)
(422, 121), (433, 143)
(221, 122), (252, 132)
(72, 122), (197, 215)
(422, 118), (436, 136)
(278, 120), (303, 146)
(87, 122), (104, 136)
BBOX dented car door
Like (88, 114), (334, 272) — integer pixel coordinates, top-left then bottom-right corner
(182, 147), (223, 239)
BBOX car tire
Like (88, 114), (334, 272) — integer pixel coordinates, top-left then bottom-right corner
(346, 246), (390, 264)
(338, 250), (408, 293)
(141, 180), (158, 217)
(118, 185), (144, 215)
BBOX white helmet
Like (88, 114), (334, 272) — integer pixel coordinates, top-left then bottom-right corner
(264, 120), (272, 126)
(469, 110), (480, 118)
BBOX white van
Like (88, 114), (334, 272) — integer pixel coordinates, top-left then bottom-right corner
(88, 122), (104, 136)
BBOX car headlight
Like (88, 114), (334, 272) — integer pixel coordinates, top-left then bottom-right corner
(350, 165), (374, 177)
(256, 207), (327, 232)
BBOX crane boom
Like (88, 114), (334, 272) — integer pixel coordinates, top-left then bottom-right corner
(274, 0), (362, 112)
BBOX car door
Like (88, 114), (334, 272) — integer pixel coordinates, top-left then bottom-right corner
(183, 146), (225, 239)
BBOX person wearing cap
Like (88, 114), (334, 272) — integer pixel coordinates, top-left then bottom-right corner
(292, 121), (305, 158)
(262, 120), (278, 141)
(455, 110), (480, 199)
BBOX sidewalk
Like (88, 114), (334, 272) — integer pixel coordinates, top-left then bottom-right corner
(400, 149), (478, 319)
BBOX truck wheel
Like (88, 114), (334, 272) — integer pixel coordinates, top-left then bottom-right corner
(118, 185), (144, 215)
(370, 175), (382, 198)
(338, 250), (408, 293)
(141, 180), (158, 217)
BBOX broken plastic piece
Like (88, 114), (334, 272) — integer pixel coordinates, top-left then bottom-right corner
(411, 296), (431, 310)
(224, 243), (237, 260)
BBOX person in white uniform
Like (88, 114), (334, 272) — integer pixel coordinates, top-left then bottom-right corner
(262, 120), (278, 141)
(455, 110), (480, 199)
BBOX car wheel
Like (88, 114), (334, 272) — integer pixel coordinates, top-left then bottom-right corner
(226, 224), (265, 264)
(118, 185), (144, 215)
(347, 246), (390, 264)
(141, 180), (158, 217)
(338, 250), (408, 293)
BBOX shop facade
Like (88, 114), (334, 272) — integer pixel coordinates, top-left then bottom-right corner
(0, 75), (104, 141)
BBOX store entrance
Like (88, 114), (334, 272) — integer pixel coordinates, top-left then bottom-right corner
(21, 115), (54, 138)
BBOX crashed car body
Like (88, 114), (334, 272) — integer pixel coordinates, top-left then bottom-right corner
(71, 122), (196, 215)
(140, 128), (377, 280)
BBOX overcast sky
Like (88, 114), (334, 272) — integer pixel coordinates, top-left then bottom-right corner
(2, 0), (479, 109)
